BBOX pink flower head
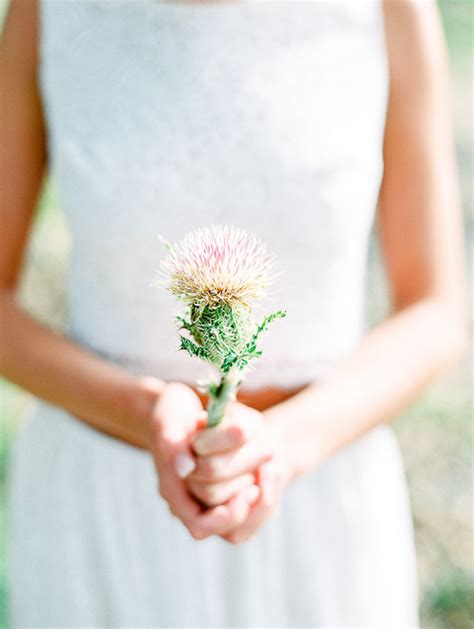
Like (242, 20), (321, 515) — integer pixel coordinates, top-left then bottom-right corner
(158, 225), (277, 309)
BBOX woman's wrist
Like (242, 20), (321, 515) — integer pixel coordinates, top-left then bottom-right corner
(122, 375), (166, 449)
(263, 402), (307, 483)
(263, 386), (337, 482)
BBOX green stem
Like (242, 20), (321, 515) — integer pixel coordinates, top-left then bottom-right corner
(206, 375), (238, 427)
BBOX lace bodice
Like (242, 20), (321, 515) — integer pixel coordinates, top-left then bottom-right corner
(38, 0), (389, 389)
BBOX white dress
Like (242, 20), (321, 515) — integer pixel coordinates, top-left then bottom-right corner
(8, 1), (419, 626)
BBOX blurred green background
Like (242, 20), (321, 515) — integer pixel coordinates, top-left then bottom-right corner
(0, 1), (472, 627)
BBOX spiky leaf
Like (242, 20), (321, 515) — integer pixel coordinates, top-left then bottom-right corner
(179, 336), (211, 361)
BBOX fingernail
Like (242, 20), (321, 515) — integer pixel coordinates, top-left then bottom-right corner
(243, 484), (260, 505)
(175, 452), (196, 479)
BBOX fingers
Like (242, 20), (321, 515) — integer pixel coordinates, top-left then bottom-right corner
(217, 484), (260, 530)
(158, 467), (202, 524)
(158, 454), (261, 541)
(220, 460), (282, 545)
(189, 437), (273, 483)
(193, 485), (260, 539)
(160, 469), (260, 540)
(186, 472), (255, 507)
(150, 384), (264, 541)
(150, 390), (277, 542)
(191, 403), (262, 456)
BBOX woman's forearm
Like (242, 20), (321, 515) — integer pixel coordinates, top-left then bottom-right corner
(266, 298), (467, 481)
(0, 290), (160, 448)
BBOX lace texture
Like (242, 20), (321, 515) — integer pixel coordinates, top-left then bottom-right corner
(38, 0), (389, 389)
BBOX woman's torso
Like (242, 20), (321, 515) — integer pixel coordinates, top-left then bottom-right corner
(38, 0), (389, 391)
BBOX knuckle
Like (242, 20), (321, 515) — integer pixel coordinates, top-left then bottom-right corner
(260, 492), (274, 510)
(192, 437), (208, 456)
(229, 424), (245, 444)
(200, 457), (221, 480)
(225, 533), (241, 545)
(200, 485), (219, 506)
(188, 525), (206, 540)
(225, 532), (248, 545)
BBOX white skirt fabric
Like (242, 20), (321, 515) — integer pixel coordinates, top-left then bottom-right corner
(8, 398), (419, 628)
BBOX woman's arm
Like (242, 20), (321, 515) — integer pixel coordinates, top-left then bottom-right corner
(0, 0), (165, 448)
(264, 0), (468, 480)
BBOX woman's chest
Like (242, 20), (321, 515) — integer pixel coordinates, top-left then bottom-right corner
(39, 1), (388, 173)
(39, 0), (388, 271)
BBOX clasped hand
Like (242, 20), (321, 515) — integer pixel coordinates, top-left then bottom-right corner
(146, 379), (289, 544)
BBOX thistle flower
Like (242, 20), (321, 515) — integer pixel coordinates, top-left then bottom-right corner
(156, 225), (286, 426)
(159, 224), (277, 309)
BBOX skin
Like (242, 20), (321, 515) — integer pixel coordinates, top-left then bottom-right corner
(0, 0), (467, 545)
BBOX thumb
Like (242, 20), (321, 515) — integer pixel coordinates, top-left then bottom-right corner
(174, 449), (197, 479)
(173, 410), (209, 478)
(174, 411), (208, 478)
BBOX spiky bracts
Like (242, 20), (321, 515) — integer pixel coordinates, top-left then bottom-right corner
(157, 225), (286, 426)
(176, 305), (285, 376)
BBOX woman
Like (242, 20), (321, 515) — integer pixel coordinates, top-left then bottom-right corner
(2, 0), (466, 626)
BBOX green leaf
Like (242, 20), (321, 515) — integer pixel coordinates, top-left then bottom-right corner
(220, 352), (239, 374)
(176, 314), (193, 332)
(179, 336), (211, 360)
(246, 310), (286, 351)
